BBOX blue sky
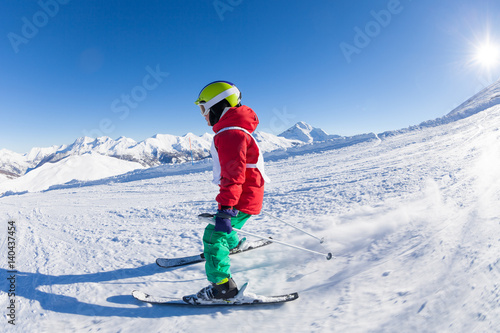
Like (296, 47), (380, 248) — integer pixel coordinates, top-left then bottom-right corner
(1, 0), (500, 153)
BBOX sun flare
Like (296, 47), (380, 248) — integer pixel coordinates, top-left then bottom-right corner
(474, 42), (499, 68)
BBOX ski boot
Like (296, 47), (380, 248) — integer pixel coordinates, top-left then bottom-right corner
(194, 277), (239, 301)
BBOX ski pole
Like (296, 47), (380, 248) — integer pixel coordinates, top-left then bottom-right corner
(261, 210), (325, 244)
(198, 214), (333, 260)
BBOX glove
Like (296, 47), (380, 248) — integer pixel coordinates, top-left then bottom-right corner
(214, 208), (238, 234)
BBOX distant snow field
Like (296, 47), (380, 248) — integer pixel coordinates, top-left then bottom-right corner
(0, 153), (145, 194)
(1, 82), (500, 332)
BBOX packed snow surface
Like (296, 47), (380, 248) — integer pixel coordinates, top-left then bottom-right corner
(1, 104), (500, 332)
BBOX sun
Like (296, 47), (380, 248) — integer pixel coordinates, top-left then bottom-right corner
(474, 41), (499, 68)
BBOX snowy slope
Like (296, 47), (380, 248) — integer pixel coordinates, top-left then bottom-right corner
(0, 149), (29, 176)
(1, 93), (500, 332)
(0, 153), (145, 194)
(380, 79), (500, 138)
(447, 79), (500, 119)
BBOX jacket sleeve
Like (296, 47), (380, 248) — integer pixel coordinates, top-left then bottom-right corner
(214, 130), (248, 207)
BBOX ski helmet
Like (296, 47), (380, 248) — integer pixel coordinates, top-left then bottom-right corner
(195, 81), (241, 117)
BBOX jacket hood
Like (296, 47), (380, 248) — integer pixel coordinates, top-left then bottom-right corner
(213, 105), (259, 133)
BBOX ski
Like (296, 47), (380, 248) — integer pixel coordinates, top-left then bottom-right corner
(156, 238), (273, 269)
(132, 283), (298, 306)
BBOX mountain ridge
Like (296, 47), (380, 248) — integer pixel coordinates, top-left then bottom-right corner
(0, 123), (335, 178)
(379, 79), (500, 138)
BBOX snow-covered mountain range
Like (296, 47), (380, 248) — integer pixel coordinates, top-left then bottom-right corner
(278, 121), (340, 143)
(1, 79), (500, 196)
(1, 121), (352, 179)
(0, 133), (214, 178)
(0, 122), (373, 194)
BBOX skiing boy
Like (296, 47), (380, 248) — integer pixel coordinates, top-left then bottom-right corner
(191, 81), (270, 301)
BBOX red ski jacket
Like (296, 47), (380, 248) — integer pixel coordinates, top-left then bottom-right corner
(212, 106), (265, 215)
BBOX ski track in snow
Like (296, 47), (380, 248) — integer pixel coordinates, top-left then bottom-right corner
(1, 107), (500, 332)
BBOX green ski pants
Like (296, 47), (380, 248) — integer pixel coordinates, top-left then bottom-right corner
(203, 212), (252, 283)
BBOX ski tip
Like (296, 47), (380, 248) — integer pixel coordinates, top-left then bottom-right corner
(132, 290), (148, 301)
(274, 292), (299, 303)
(182, 295), (197, 305)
